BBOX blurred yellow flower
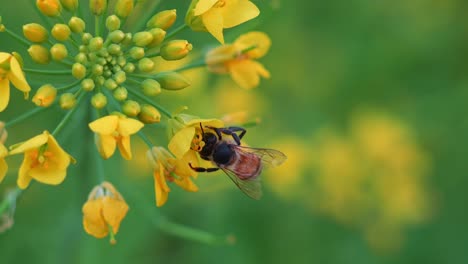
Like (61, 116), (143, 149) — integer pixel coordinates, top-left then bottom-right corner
(9, 131), (74, 189)
(167, 113), (223, 159)
(89, 115), (144, 160)
(0, 52), (31, 112)
(82, 181), (129, 244)
(147, 147), (198, 207)
(206, 31), (271, 89)
(0, 143), (8, 184)
(186, 0), (260, 43)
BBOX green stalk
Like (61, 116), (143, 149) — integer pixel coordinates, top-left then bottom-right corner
(5, 107), (49, 128)
(51, 92), (86, 136)
(165, 24), (188, 40)
(126, 86), (172, 118)
(23, 69), (72, 75)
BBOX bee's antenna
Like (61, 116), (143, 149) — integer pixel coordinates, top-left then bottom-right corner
(199, 122), (205, 134)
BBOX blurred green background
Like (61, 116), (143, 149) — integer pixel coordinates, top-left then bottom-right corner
(1, 0), (468, 263)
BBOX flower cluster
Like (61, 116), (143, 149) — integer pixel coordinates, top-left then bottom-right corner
(0, 0), (276, 244)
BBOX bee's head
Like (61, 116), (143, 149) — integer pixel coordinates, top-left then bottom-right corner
(198, 123), (218, 156)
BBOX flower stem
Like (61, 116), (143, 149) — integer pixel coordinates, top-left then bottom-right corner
(4, 28), (30, 47)
(51, 92), (86, 137)
(174, 60), (207, 72)
(23, 68), (72, 75)
(125, 85), (172, 118)
(0, 188), (22, 216)
(138, 131), (154, 148)
(165, 24), (188, 40)
(5, 107), (49, 128)
(95, 15), (100, 37)
(57, 77), (86, 92)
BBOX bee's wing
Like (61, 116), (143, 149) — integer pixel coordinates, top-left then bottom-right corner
(234, 145), (287, 168)
(220, 166), (263, 200)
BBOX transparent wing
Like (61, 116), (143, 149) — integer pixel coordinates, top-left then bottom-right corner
(234, 145), (287, 168)
(220, 166), (263, 200)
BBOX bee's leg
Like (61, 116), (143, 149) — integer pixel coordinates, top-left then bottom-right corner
(207, 127), (223, 140)
(227, 127), (247, 140)
(189, 163), (219, 172)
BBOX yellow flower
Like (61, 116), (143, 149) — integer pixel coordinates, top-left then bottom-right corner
(0, 143), (8, 184)
(89, 114), (144, 160)
(186, 0), (260, 43)
(167, 113), (223, 159)
(0, 52), (31, 112)
(147, 147), (198, 207)
(82, 181), (129, 244)
(9, 131), (74, 189)
(206, 31), (271, 89)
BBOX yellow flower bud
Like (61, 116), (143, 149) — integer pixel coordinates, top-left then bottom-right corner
(81, 78), (95, 91)
(122, 33), (132, 45)
(0, 122), (8, 144)
(72, 63), (86, 79)
(113, 87), (128, 101)
(138, 58), (154, 72)
(89, 0), (107, 15)
(28, 45), (50, 64)
(51, 24), (71, 41)
(91, 92), (107, 109)
(23, 23), (48, 43)
(155, 71), (190, 90)
(122, 100), (141, 117)
(138, 104), (161, 124)
(32, 84), (57, 107)
(129, 47), (144, 59)
(114, 0), (134, 18)
(160, 40), (192, 61)
(89, 37), (104, 51)
(108, 30), (125, 43)
(147, 28), (166, 48)
(114, 71), (126, 84)
(36, 0), (62, 17)
(60, 0), (78, 11)
(82, 33), (92, 44)
(133, 31), (153, 47)
(69, 17), (85, 33)
(123, 63), (135, 73)
(50, 43), (68, 61)
(141, 79), (161, 96)
(59, 93), (76, 109)
(146, 9), (176, 30)
(104, 79), (118, 90)
(0, 16), (5, 32)
(106, 15), (121, 31)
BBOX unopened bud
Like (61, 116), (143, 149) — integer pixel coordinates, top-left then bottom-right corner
(122, 100), (141, 117)
(90, 0), (107, 15)
(82, 32), (92, 44)
(59, 93), (76, 109)
(0, 17), (4, 33)
(129, 47), (144, 59)
(113, 87), (128, 101)
(106, 15), (121, 31)
(138, 104), (161, 124)
(50, 43), (68, 61)
(108, 30), (125, 43)
(81, 78), (95, 91)
(23, 23), (48, 43)
(107, 44), (121, 55)
(36, 0), (62, 17)
(92, 64), (103, 75)
(133, 31), (153, 47)
(104, 79), (118, 90)
(146, 9), (176, 30)
(95, 76), (105, 86)
(123, 63), (135, 73)
(141, 79), (161, 96)
(75, 52), (87, 64)
(32, 84), (57, 107)
(160, 40), (192, 60)
(147, 28), (166, 48)
(60, 0), (78, 11)
(155, 71), (190, 90)
(113, 71), (126, 84)
(122, 33), (132, 45)
(28, 45), (50, 64)
(0, 122), (8, 144)
(138, 58), (154, 72)
(51, 24), (71, 41)
(72, 63), (86, 79)
(91, 92), (107, 109)
(69, 17), (85, 33)
(114, 0), (134, 18)
(89, 37), (104, 51)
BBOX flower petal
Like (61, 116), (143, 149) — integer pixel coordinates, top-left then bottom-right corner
(193, 0), (218, 15)
(46, 133), (71, 169)
(82, 199), (108, 238)
(102, 197), (129, 234)
(234, 31), (271, 59)
(168, 127), (195, 158)
(89, 116), (119, 135)
(117, 118), (144, 136)
(8, 56), (31, 96)
(229, 60), (261, 89)
(202, 8), (225, 43)
(0, 158), (7, 184)
(222, 0), (260, 28)
(117, 135), (132, 160)
(95, 134), (116, 159)
(0, 78), (10, 112)
(0, 53), (10, 64)
(174, 176), (199, 192)
(9, 131), (49, 155)
(28, 165), (67, 185)
(154, 165), (170, 207)
(17, 154), (33, 189)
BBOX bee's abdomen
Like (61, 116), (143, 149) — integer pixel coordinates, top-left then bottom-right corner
(228, 151), (262, 180)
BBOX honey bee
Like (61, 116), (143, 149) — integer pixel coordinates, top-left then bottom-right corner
(189, 124), (287, 199)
